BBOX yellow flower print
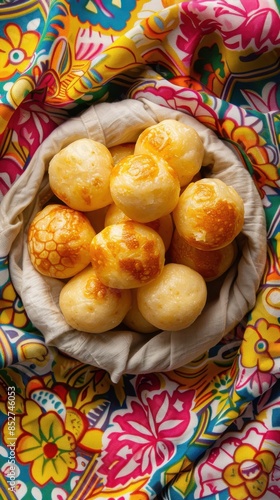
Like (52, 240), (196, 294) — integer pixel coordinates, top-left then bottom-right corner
(19, 341), (49, 367)
(2, 378), (104, 485)
(17, 411), (76, 485)
(0, 24), (40, 81)
(240, 319), (280, 371)
(220, 119), (278, 186)
(85, 478), (149, 499)
(24, 378), (104, 453)
(223, 443), (275, 499)
(0, 282), (28, 328)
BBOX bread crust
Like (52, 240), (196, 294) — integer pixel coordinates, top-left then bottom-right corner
(173, 178), (244, 250)
(27, 204), (96, 279)
(90, 221), (165, 289)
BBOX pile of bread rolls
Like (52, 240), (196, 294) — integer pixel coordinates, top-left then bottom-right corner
(27, 119), (244, 334)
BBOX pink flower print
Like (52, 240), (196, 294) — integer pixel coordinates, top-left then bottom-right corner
(75, 27), (113, 61)
(130, 81), (218, 131)
(8, 96), (67, 155)
(195, 423), (279, 499)
(97, 388), (196, 487)
(236, 366), (276, 397)
(241, 83), (279, 112)
(184, 0), (280, 51)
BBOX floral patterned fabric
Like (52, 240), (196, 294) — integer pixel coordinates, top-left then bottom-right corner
(0, 0), (279, 498)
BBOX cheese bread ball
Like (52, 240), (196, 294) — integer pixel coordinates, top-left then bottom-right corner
(28, 204), (96, 279)
(104, 202), (131, 225)
(48, 138), (113, 211)
(110, 153), (180, 223)
(146, 214), (174, 252)
(105, 203), (173, 251)
(173, 178), (244, 250)
(134, 119), (204, 187)
(90, 221), (165, 289)
(123, 290), (159, 334)
(170, 229), (238, 281)
(137, 263), (207, 331)
(59, 266), (132, 333)
(109, 142), (135, 164)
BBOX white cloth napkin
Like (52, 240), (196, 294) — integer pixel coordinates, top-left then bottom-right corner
(1, 99), (267, 383)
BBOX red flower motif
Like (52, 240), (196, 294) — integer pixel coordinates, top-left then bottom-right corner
(98, 387), (196, 487)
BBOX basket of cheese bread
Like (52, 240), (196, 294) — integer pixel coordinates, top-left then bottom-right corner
(4, 99), (267, 382)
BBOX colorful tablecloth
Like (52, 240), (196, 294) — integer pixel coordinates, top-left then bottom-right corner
(0, 1), (279, 498)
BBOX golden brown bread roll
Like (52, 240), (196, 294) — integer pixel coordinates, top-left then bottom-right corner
(27, 204), (96, 279)
(172, 178), (244, 250)
(137, 263), (207, 331)
(134, 119), (204, 187)
(59, 266), (132, 333)
(109, 153), (180, 223)
(170, 229), (238, 281)
(104, 203), (173, 251)
(146, 215), (174, 252)
(90, 221), (165, 289)
(104, 202), (131, 225)
(48, 138), (113, 211)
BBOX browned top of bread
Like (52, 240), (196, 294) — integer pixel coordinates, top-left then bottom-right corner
(90, 221), (165, 288)
(173, 178), (244, 250)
